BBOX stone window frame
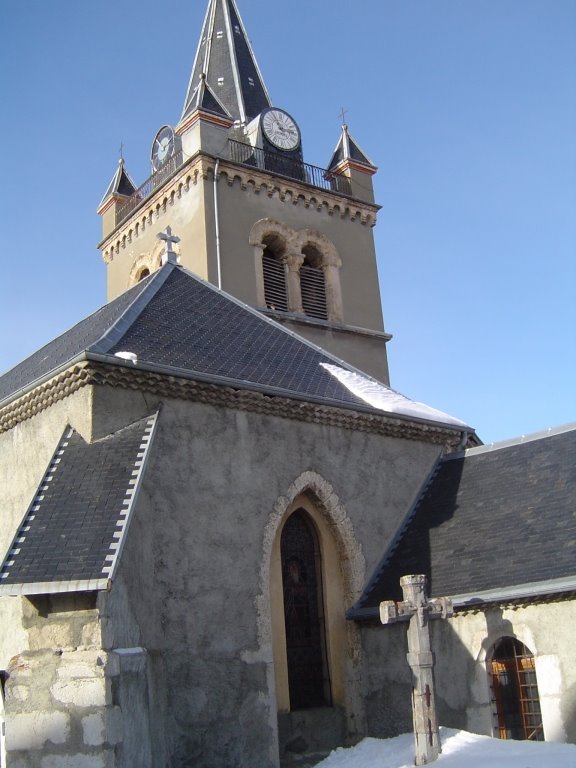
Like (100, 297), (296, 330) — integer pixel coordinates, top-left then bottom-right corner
(280, 508), (332, 710)
(260, 471), (366, 737)
(128, 239), (178, 288)
(250, 219), (343, 323)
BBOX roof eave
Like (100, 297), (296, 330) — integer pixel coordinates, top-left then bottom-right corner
(0, 578), (111, 597)
(347, 577), (576, 622)
(84, 351), (472, 434)
(0, 351), (90, 411)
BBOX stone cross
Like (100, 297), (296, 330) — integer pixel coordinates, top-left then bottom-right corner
(157, 226), (180, 265)
(380, 574), (453, 765)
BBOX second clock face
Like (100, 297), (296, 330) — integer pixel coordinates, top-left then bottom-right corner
(261, 109), (300, 151)
(151, 125), (175, 171)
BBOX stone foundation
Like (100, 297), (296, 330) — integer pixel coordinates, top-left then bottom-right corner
(4, 648), (121, 768)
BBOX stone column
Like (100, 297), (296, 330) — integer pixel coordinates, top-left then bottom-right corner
(285, 252), (304, 313)
(322, 263), (344, 322)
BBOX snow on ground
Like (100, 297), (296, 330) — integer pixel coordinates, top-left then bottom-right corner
(316, 728), (576, 768)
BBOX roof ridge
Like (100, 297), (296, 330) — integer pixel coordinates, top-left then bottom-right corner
(348, 455), (444, 617)
(89, 264), (178, 356)
(445, 420), (576, 461)
(175, 263), (388, 381)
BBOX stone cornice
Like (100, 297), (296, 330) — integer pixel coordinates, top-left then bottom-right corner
(0, 362), (464, 449)
(99, 152), (381, 264)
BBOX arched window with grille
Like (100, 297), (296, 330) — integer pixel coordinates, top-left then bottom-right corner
(300, 245), (327, 320)
(262, 235), (288, 312)
(489, 637), (544, 741)
(280, 510), (331, 710)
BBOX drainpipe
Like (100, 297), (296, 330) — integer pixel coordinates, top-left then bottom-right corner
(213, 159), (222, 290)
(456, 430), (469, 452)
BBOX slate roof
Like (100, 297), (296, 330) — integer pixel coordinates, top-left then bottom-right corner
(328, 124), (375, 172)
(0, 263), (470, 431)
(0, 413), (158, 595)
(98, 158), (137, 209)
(181, 0), (271, 124)
(350, 425), (576, 618)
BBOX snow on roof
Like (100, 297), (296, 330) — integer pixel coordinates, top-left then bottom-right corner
(320, 363), (469, 428)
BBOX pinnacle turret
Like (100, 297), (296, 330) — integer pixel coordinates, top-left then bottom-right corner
(327, 124), (376, 173)
(181, 0), (271, 125)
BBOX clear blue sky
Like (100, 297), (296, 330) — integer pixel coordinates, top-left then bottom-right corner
(1, 0), (574, 443)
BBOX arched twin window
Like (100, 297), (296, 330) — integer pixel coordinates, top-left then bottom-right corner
(489, 637), (543, 741)
(252, 220), (342, 323)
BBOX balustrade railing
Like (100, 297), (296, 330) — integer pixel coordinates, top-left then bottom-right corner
(114, 140), (352, 227)
(228, 140), (351, 195)
(115, 150), (184, 225)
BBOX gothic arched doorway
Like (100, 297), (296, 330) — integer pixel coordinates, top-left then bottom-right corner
(489, 637), (544, 741)
(280, 509), (331, 709)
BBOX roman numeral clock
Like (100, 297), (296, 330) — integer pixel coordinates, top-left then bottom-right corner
(261, 108), (300, 151)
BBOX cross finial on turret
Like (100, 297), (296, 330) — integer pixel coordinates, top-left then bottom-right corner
(338, 106), (348, 127)
(157, 226), (180, 265)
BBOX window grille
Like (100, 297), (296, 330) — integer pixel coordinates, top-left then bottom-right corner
(281, 511), (331, 710)
(489, 637), (544, 741)
(262, 249), (288, 312)
(300, 262), (328, 320)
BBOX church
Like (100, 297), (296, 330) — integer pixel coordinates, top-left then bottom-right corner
(0, 1), (574, 766)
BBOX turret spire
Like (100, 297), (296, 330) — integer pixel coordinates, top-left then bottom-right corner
(181, 0), (272, 125)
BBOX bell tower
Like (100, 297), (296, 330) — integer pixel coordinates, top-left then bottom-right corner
(97, 0), (391, 383)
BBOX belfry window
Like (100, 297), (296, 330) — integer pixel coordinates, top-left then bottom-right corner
(280, 510), (331, 710)
(262, 237), (288, 312)
(300, 246), (327, 321)
(489, 637), (544, 741)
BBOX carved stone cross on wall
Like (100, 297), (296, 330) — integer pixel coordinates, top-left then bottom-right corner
(380, 574), (453, 766)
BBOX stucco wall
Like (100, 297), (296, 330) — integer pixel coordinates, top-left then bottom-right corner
(0, 384), (443, 767)
(95, 387), (441, 767)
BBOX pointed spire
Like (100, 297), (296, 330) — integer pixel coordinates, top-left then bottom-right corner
(181, 0), (272, 125)
(97, 158), (137, 211)
(327, 124), (376, 174)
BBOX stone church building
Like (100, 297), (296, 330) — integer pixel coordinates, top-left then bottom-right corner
(1, 2), (574, 766)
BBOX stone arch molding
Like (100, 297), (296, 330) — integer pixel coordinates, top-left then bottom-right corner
(257, 470), (365, 648)
(258, 471), (367, 734)
(249, 218), (343, 320)
(128, 239), (180, 287)
(249, 218), (295, 253)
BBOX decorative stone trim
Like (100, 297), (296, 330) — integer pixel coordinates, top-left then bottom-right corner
(249, 218), (344, 320)
(0, 362), (465, 449)
(99, 154), (379, 264)
(128, 239), (175, 287)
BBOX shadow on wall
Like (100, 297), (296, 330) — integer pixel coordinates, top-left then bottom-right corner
(361, 609), (478, 739)
(563, 684), (576, 743)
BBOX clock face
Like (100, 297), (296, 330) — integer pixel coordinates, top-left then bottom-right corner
(261, 108), (300, 151)
(151, 125), (175, 171)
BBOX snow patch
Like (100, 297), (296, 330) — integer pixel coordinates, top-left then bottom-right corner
(316, 728), (576, 768)
(114, 351), (138, 364)
(320, 363), (468, 428)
